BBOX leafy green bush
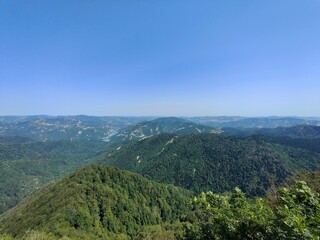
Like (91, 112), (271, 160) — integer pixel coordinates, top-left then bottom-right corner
(184, 181), (320, 240)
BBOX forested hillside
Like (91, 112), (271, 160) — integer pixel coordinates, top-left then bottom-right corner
(0, 138), (108, 214)
(110, 117), (218, 143)
(0, 165), (191, 240)
(256, 125), (320, 138)
(251, 135), (320, 154)
(222, 125), (320, 138)
(1, 118), (320, 239)
(1, 166), (319, 240)
(96, 133), (320, 196)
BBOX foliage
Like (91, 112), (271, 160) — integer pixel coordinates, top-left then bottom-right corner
(0, 138), (108, 214)
(288, 169), (320, 194)
(98, 133), (320, 196)
(185, 189), (273, 239)
(265, 136), (320, 154)
(257, 125), (320, 139)
(0, 234), (14, 240)
(184, 181), (320, 240)
(0, 231), (71, 240)
(272, 181), (320, 239)
(133, 222), (186, 240)
(0, 165), (191, 239)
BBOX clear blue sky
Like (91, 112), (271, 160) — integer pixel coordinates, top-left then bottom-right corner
(0, 0), (319, 116)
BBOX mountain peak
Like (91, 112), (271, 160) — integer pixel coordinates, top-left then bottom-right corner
(0, 164), (191, 239)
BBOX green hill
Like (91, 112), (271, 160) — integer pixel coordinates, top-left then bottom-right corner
(95, 133), (320, 196)
(257, 124), (320, 138)
(0, 115), (152, 141)
(189, 116), (320, 128)
(0, 165), (191, 239)
(0, 136), (33, 144)
(222, 124), (320, 138)
(249, 135), (320, 154)
(110, 117), (218, 143)
(0, 139), (108, 214)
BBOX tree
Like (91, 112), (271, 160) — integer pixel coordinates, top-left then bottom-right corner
(184, 181), (320, 240)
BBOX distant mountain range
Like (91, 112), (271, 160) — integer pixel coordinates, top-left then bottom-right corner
(188, 116), (320, 128)
(1, 115), (319, 142)
(0, 115), (153, 141)
(110, 117), (220, 143)
(222, 124), (320, 138)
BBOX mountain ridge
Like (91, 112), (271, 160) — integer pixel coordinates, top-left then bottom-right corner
(95, 133), (320, 196)
(0, 165), (192, 239)
(222, 124), (320, 138)
(110, 117), (220, 143)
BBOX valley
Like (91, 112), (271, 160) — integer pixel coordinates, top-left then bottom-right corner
(0, 115), (320, 239)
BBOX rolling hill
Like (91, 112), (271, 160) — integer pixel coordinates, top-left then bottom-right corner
(222, 124), (320, 139)
(255, 124), (320, 138)
(0, 115), (153, 142)
(110, 117), (219, 143)
(188, 116), (320, 128)
(95, 133), (320, 196)
(0, 165), (191, 239)
(1, 115), (319, 142)
(0, 137), (108, 214)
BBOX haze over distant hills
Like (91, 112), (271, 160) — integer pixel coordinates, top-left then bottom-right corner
(0, 116), (153, 142)
(188, 116), (320, 128)
(1, 115), (319, 142)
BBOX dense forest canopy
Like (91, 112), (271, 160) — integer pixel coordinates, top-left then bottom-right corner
(97, 133), (320, 196)
(0, 165), (192, 239)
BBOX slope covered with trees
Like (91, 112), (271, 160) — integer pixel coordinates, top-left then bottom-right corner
(285, 169), (320, 194)
(257, 125), (320, 139)
(0, 138), (108, 214)
(110, 117), (218, 143)
(1, 167), (319, 240)
(0, 165), (191, 240)
(96, 133), (320, 196)
(222, 125), (320, 139)
(260, 135), (320, 154)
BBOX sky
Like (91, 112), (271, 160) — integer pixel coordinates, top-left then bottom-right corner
(0, 0), (319, 116)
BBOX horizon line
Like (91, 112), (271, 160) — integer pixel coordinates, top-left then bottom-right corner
(1, 114), (320, 119)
